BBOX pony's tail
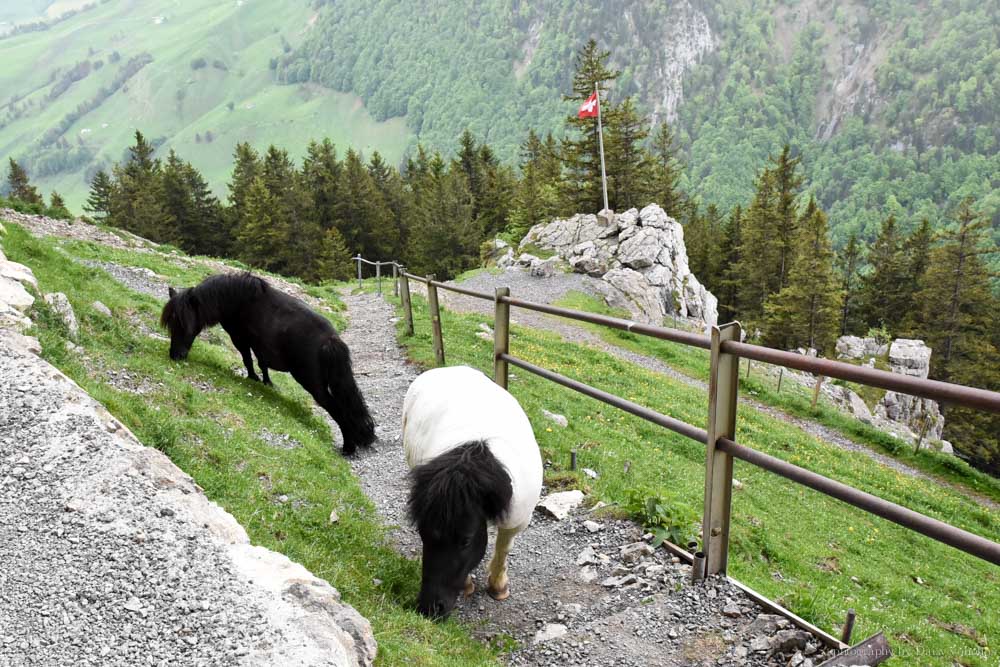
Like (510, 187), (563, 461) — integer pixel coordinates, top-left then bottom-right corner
(320, 336), (376, 454)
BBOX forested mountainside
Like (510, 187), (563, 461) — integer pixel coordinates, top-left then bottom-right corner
(286, 0), (999, 247)
(2, 0), (997, 256)
(0, 0), (411, 209)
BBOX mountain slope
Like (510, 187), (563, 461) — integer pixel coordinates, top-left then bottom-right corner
(0, 0), (411, 208)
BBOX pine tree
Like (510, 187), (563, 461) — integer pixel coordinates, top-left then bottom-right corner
(836, 234), (864, 335)
(770, 145), (804, 292)
(6, 158), (43, 206)
(735, 167), (779, 328)
(561, 39), (620, 213)
(108, 131), (173, 241)
(913, 199), (1000, 472)
(900, 217), (932, 331)
(858, 214), (909, 331)
(302, 138), (342, 232)
(764, 198), (841, 352)
(336, 148), (394, 259)
(717, 206), (743, 322)
(226, 142), (261, 244)
(509, 131), (561, 240)
(48, 191), (71, 218)
(236, 176), (284, 271)
(606, 97), (652, 211)
(83, 170), (113, 220)
(474, 143), (514, 240)
(368, 150), (408, 259)
(311, 226), (353, 282)
(650, 122), (685, 218)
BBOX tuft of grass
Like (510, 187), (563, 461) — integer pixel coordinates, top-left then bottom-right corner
(2, 222), (498, 667)
(390, 289), (998, 667)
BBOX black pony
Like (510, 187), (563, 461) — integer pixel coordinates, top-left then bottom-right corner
(160, 272), (375, 454)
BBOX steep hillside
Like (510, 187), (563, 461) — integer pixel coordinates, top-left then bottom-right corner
(0, 0), (411, 208)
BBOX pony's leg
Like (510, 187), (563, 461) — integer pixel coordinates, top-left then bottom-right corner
(487, 526), (520, 600)
(464, 574), (475, 597)
(239, 347), (260, 382)
(260, 363), (272, 386)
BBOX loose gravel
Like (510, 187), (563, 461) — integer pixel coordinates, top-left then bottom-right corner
(0, 339), (280, 667)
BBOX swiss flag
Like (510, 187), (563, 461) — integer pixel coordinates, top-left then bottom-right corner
(578, 91), (599, 118)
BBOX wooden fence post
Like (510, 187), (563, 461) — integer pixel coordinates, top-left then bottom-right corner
(427, 275), (445, 366)
(392, 263), (399, 298)
(812, 376), (824, 409)
(493, 287), (510, 389)
(355, 255), (362, 290)
(376, 262), (382, 295)
(703, 321), (741, 576)
(399, 270), (414, 336)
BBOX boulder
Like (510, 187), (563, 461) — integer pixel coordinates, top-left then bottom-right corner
(0, 300), (33, 333)
(835, 335), (888, 360)
(92, 300), (112, 317)
(529, 256), (563, 278)
(520, 204), (718, 325)
(0, 260), (39, 291)
(886, 339), (932, 378)
(44, 292), (79, 338)
(828, 385), (873, 424)
(0, 276), (34, 312)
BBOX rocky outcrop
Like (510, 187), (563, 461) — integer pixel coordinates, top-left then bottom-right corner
(520, 204), (718, 326)
(0, 215), (376, 666)
(830, 335), (947, 449)
(875, 339), (945, 442)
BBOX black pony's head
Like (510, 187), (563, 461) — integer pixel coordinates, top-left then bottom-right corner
(160, 286), (202, 361)
(407, 440), (512, 619)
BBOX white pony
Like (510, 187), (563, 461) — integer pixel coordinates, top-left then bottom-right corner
(403, 365), (543, 618)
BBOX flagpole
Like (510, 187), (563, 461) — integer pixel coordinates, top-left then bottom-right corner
(595, 83), (609, 212)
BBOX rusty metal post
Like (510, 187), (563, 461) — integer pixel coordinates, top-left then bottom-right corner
(777, 368), (784, 392)
(399, 270), (414, 336)
(702, 321), (741, 576)
(376, 261), (382, 295)
(355, 255), (362, 289)
(493, 287), (510, 389)
(746, 359), (751, 378)
(427, 275), (445, 366)
(841, 609), (856, 645)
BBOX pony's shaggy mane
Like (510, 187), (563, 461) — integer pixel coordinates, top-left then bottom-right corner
(160, 272), (269, 332)
(407, 440), (512, 538)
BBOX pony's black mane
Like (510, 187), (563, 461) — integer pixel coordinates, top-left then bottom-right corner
(161, 272), (268, 332)
(407, 440), (512, 538)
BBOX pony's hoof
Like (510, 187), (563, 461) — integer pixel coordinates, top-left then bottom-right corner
(341, 446), (357, 457)
(463, 576), (475, 598)
(487, 584), (509, 601)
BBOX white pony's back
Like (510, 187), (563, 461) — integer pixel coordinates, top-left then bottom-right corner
(403, 366), (543, 530)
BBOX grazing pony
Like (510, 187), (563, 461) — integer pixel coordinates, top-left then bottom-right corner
(160, 272), (375, 455)
(403, 365), (543, 619)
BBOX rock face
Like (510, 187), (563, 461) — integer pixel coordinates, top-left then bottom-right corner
(875, 339), (945, 442)
(520, 204), (718, 326)
(44, 292), (79, 338)
(835, 335), (888, 362)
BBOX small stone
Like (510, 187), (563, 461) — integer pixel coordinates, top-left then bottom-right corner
(722, 603), (741, 618)
(328, 509), (340, 524)
(533, 623), (567, 644)
(537, 490), (585, 520)
(770, 629), (811, 653)
(734, 645), (749, 659)
(600, 574), (637, 588)
(731, 478), (743, 490)
(541, 409), (568, 428)
(578, 566), (598, 584)
(123, 597), (142, 613)
(582, 520), (603, 533)
(619, 542), (654, 564)
(750, 635), (770, 652)
(92, 301), (112, 317)
(582, 467), (598, 479)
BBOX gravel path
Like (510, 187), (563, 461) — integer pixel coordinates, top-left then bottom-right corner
(337, 288), (837, 667)
(432, 267), (999, 512)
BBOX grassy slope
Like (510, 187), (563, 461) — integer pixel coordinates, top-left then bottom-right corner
(388, 290), (997, 666)
(0, 0), (411, 209)
(553, 291), (1000, 505)
(1, 223), (497, 666)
